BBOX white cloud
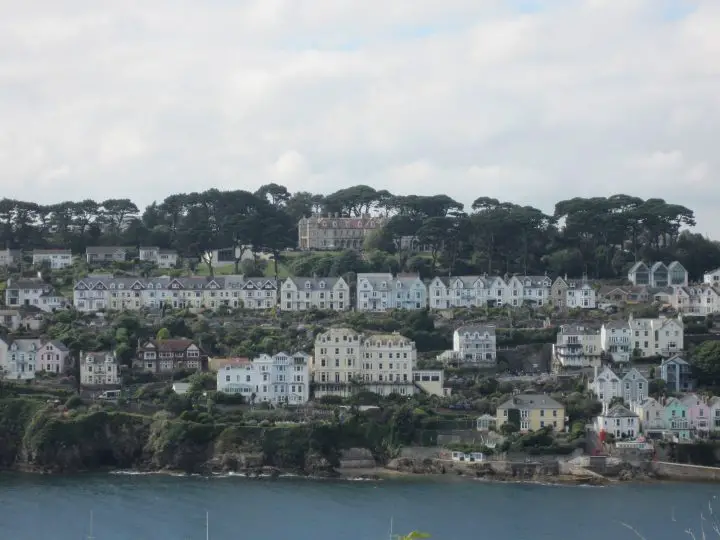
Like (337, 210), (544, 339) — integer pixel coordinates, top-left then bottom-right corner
(0, 0), (719, 233)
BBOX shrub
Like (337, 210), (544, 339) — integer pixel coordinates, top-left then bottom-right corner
(65, 395), (83, 409)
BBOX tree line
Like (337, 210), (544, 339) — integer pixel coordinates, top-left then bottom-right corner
(2, 185), (719, 280)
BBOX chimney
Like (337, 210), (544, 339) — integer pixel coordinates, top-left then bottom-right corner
(593, 365), (598, 381)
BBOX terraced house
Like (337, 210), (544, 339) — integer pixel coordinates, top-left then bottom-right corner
(0, 338), (69, 380)
(135, 339), (207, 373)
(4, 278), (68, 312)
(280, 277), (350, 311)
(356, 273), (426, 311)
(73, 275), (277, 311)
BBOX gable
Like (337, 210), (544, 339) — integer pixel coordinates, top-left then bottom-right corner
(130, 280), (145, 291)
(74, 281), (88, 291)
(168, 279), (184, 290)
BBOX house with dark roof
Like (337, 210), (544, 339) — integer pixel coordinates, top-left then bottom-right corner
(496, 394), (565, 432)
(32, 249), (73, 269)
(135, 338), (207, 373)
(596, 404), (639, 439)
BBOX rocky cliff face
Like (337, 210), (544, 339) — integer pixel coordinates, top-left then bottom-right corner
(0, 399), (360, 476)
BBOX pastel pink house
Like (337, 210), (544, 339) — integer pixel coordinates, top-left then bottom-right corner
(680, 394), (711, 433)
(36, 341), (70, 374)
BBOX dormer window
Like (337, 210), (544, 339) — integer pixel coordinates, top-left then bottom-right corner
(148, 283), (154, 289)
(381, 281), (387, 289)
(110, 283), (116, 289)
(397, 282), (402, 289)
(525, 280), (531, 286)
(305, 281), (311, 289)
(319, 281), (325, 289)
(118, 284), (125, 289)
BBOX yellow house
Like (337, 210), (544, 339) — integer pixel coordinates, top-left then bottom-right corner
(496, 394), (566, 432)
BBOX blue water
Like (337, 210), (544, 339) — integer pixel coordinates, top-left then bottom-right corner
(0, 473), (716, 539)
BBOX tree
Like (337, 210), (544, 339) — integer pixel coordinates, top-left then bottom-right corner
(692, 341), (720, 387)
(157, 328), (171, 341)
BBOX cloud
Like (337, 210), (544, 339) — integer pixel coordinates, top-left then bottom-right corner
(0, 0), (719, 234)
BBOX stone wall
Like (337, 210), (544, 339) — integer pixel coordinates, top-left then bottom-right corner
(652, 461), (720, 481)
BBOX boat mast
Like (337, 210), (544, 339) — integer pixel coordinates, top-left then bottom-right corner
(87, 511), (94, 540)
(206, 511), (209, 540)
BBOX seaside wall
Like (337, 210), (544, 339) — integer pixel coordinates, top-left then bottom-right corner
(652, 461), (720, 481)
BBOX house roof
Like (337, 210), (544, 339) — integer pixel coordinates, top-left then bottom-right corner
(74, 275), (254, 291)
(661, 354), (688, 366)
(455, 324), (496, 336)
(667, 261), (686, 271)
(33, 249), (71, 255)
(604, 320), (630, 330)
(516, 275), (552, 287)
(86, 246), (130, 255)
(497, 394), (563, 410)
(622, 368), (647, 383)
(6, 278), (49, 290)
(83, 351), (116, 363)
(0, 337), (43, 351)
(593, 366), (620, 383)
(650, 261), (668, 271)
(603, 404), (638, 418)
(141, 338), (202, 353)
(628, 262), (649, 273)
(284, 277), (343, 290)
(559, 324), (600, 335)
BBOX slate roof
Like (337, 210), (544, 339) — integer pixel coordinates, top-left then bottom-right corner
(604, 404), (638, 418)
(455, 324), (496, 336)
(604, 320), (630, 330)
(33, 249), (71, 255)
(284, 277), (343, 290)
(628, 261), (649, 273)
(140, 338), (202, 353)
(86, 246), (130, 255)
(497, 394), (563, 410)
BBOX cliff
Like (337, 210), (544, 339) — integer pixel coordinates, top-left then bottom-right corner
(0, 399), (356, 476)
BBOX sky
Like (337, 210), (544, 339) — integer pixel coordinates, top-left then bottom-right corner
(0, 0), (718, 234)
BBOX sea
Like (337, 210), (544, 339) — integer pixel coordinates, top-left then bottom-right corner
(0, 472), (717, 539)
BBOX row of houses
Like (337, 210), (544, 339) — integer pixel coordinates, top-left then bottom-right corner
(595, 395), (720, 442)
(0, 247), (179, 269)
(216, 328), (446, 404)
(552, 315), (685, 371)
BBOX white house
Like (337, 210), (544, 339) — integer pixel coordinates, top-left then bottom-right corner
(628, 314), (684, 358)
(356, 273), (427, 311)
(0, 338), (42, 380)
(438, 324), (497, 365)
(600, 320), (632, 364)
(36, 341), (71, 374)
(217, 352), (310, 405)
(588, 366), (622, 411)
(628, 260), (687, 287)
(551, 325), (602, 371)
(704, 268), (720, 287)
(311, 328), (421, 398)
(565, 281), (597, 309)
(427, 276), (491, 309)
(596, 404), (639, 439)
(73, 275), (277, 312)
(85, 246), (129, 265)
(139, 246), (179, 268)
(673, 285), (720, 315)
(80, 351), (120, 386)
(280, 277), (350, 311)
(32, 249), (73, 269)
(4, 278), (68, 312)
(509, 275), (553, 307)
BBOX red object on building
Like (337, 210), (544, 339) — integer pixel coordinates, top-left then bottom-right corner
(599, 430), (606, 443)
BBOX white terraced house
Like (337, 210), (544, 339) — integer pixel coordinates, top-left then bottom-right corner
(217, 352), (310, 405)
(356, 273), (427, 311)
(4, 278), (68, 312)
(588, 366), (648, 412)
(506, 275), (552, 307)
(311, 327), (442, 398)
(551, 324), (602, 371)
(438, 324), (497, 365)
(428, 276), (491, 309)
(139, 246), (179, 268)
(280, 277), (350, 311)
(32, 249), (73, 269)
(704, 268), (720, 286)
(628, 314), (684, 358)
(600, 320), (632, 364)
(73, 275), (277, 312)
(672, 285), (720, 315)
(0, 338), (70, 380)
(628, 260), (688, 287)
(85, 246), (130, 264)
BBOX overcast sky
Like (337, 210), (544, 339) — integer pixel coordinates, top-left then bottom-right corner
(0, 0), (718, 234)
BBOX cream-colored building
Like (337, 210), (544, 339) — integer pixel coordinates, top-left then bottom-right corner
(551, 324), (602, 372)
(496, 394), (566, 433)
(312, 327), (442, 398)
(298, 214), (388, 250)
